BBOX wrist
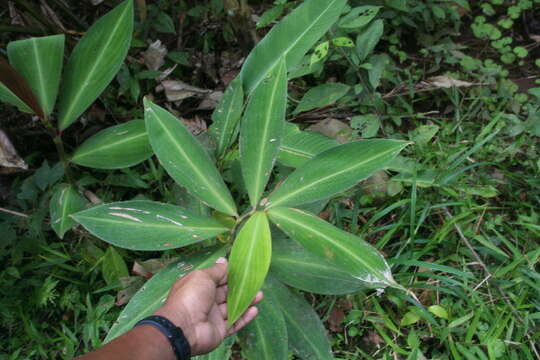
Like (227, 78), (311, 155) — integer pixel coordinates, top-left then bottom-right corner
(153, 305), (198, 354)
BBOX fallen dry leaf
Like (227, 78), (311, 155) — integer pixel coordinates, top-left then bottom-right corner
(328, 307), (345, 332)
(132, 258), (177, 279)
(0, 129), (27, 170)
(197, 91), (223, 110)
(308, 118), (352, 144)
(427, 75), (477, 89)
(182, 115), (207, 135)
(143, 40), (167, 71)
(160, 80), (211, 102)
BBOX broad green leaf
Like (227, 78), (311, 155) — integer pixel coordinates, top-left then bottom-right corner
(144, 99), (237, 216)
(7, 34), (64, 116)
(239, 291), (288, 360)
(72, 200), (229, 251)
(101, 246), (129, 285)
(240, 0), (347, 93)
(267, 140), (410, 209)
(227, 212), (271, 326)
(293, 83), (350, 114)
(71, 120), (152, 169)
(50, 184), (87, 239)
(240, 58), (287, 207)
(268, 207), (396, 288)
(0, 83), (32, 113)
(278, 122), (339, 168)
(105, 246), (225, 342)
(339, 6), (381, 29)
(428, 305), (449, 320)
(57, 0), (134, 130)
(265, 275), (333, 360)
(209, 77), (244, 158)
(0, 56), (43, 116)
(193, 337), (235, 360)
(271, 232), (365, 295)
(356, 19), (384, 62)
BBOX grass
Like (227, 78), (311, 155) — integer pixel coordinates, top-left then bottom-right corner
(1, 0), (539, 359)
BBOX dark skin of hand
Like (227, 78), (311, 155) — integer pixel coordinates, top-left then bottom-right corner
(77, 257), (262, 359)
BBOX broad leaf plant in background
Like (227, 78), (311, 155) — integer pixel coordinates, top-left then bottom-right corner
(0, 0), (411, 357)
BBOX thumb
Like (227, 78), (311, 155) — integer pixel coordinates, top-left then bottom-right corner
(201, 257), (228, 286)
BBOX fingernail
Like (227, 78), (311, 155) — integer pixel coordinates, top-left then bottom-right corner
(216, 257), (227, 264)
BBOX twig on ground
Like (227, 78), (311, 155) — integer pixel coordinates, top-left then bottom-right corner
(0, 207), (29, 218)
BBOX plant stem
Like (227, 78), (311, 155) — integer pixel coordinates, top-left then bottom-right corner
(53, 134), (74, 185)
(39, 114), (75, 186)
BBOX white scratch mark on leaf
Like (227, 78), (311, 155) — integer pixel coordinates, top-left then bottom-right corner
(156, 214), (184, 227)
(108, 212), (142, 222)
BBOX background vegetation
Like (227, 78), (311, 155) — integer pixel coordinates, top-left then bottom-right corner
(0, 0), (539, 359)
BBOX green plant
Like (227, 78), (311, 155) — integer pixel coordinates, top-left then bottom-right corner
(0, 0), (135, 239)
(63, 0), (411, 357)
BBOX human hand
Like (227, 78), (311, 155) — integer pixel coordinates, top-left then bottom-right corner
(153, 257), (262, 355)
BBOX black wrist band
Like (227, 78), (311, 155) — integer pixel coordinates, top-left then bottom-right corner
(134, 315), (191, 360)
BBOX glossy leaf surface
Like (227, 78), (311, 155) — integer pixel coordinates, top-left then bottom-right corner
(145, 99), (237, 216)
(50, 184), (87, 239)
(7, 34), (64, 116)
(266, 275), (333, 359)
(240, 0), (347, 93)
(72, 200), (229, 251)
(58, 0), (133, 130)
(278, 122), (339, 168)
(293, 83), (350, 114)
(0, 56), (43, 116)
(271, 232), (365, 294)
(239, 291), (288, 360)
(240, 58), (287, 207)
(227, 212), (271, 326)
(267, 140), (409, 209)
(71, 120), (152, 169)
(209, 77), (244, 158)
(106, 246), (226, 342)
(268, 207), (396, 288)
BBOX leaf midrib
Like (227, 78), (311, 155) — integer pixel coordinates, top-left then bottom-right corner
(154, 108), (234, 214)
(269, 144), (402, 207)
(249, 62), (282, 204)
(75, 214), (227, 232)
(246, 0), (339, 93)
(61, 3), (129, 126)
(73, 130), (147, 160)
(273, 257), (359, 283)
(230, 216), (262, 318)
(30, 39), (48, 113)
(272, 209), (390, 284)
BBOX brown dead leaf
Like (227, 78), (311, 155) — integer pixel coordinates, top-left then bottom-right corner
(308, 118), (352, 144)
(0, 129), (27, 170)
(197, 91), (223, 110)
(143, 40), (167, 71)
(427, 76), (478, 89)
(328, 307), (345, 332)
(116, 276), (146, 306)
(364, 330), (385, 346)
(318, 209), (331, 221)
(182, 116), (207, 135)
(132, 258), (177, 279)
(160, 80), (211, 102)
(362, 171), (390, 197)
